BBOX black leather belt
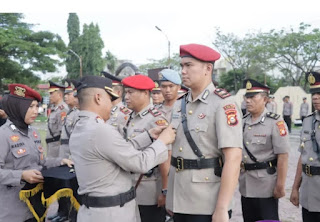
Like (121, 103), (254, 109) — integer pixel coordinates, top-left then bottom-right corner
(171, 156), (222, 171)
(45, 135), (61, 144)
(60, 139), (69, 145)
(302, 164), (320, 176)
(80, 187), (135, 208)
(241, 159), (277, 171)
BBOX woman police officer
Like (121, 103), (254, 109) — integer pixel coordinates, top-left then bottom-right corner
(0, 84), (72, 222)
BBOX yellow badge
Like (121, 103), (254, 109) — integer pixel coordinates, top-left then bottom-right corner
(276, 121), (287, 137)
(154, 82), (159, 88)
(225, 109), (238, 126)
(246, 81), (252, 90)
(14, 86), (26, 97)
(308, 73), (316, 84)
(155, 119), (168, 126)
(17, 148), (26, 155)
(10, 135), (20, 142)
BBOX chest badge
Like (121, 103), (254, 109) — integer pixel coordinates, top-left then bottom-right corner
(198, 113), (206, 119)
(33, 131), (38, 138)
(17, 148), (26, 155)
(155, 119), (168, 126)
(10, 135), (20, 142)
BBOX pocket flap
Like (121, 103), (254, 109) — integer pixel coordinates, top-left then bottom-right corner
(11, 147), (29, 158)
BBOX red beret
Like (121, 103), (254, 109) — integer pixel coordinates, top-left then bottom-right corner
(122, 75), (155, 90)
(180, 44), (221, 62)
(9, 84), (42, 102)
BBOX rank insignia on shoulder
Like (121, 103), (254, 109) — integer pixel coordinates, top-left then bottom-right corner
(155, 119), (168, 126)
(214, 88), (231, 99)
(149, 108), (161, 117)
(120, 106), (131, 115)
(276, 121), (287, 136)
(266, 112), (280, 120)
(59, 104), (65, 110)
(10, 135), (20, 142)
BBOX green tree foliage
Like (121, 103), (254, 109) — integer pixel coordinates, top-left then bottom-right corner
(67, 13), (80, 44)
(104, 50), (118, 73)
(0, 13), (66, 93)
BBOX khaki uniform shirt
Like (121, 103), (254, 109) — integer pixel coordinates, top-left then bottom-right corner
(107, 101), (131, 128)
(239, 108), (289, 198)
(266, 102), (277, 114)
(157, 103), (174, 121)
(0, 120), (61, 221)
(300, 102), (309, 117)
(283, 101), (293, 116)
(299, 111), (320, 212)
(46, 101), (69, 157)
(166, 83), (243, 215)
(69, 111), (168, 222)
(59, 107), (79, 158)
(121, 103), (169, 206)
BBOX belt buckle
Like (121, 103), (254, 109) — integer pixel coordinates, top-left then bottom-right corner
(240, 162), (245, 172)
(176, 157), (184, 172)
(305, 165), (312, 177)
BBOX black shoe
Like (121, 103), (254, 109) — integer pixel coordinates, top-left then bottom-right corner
(47, 213), (59, 220)
(51, 215), (68, 222)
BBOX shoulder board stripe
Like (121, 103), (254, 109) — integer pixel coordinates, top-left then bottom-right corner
(266, 112), (280, 120)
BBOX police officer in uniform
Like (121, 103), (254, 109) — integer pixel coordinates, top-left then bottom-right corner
(102, 71), (131, 128)
(240, 79), (289, 222)
(283, 95), (293, 133)
(0, 84), (72, 222)
(151, 82), (165, 106)
(48, 80), (80, 222)
(290, 71), (320, 221)
(157, 69), (181, 120)
(166, 43), (243, 222)
(46, 81), (69, 157)
(121, 74), (170, 222)
(69, 75), (175, 222)
(300, 97), (309, 122)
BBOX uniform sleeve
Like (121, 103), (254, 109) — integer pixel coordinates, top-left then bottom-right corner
(94, 125), (168, 174)
(272, 119), (290, 154)
(0, 131), (23, 186)
(216, 98), (243, 149)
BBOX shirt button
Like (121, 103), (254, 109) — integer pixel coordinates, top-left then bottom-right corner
(188, 110), (193, 115)
(205, 177), (209, 181)
(131, 134), (135, 138)
(303, 138), (306, 141)
(309, 157), (314, 162)
(246, 142), (249, 145)
(257, 140), (260, 143)
(131, 123), (135, 126)
(244, 155), (247, 159)
(179, 147), (183, 152)
(248, 127), (252, 130)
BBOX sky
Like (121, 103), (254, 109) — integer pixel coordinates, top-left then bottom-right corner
(3, 0), (320, 78)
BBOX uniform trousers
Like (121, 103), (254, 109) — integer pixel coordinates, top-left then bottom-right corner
(241, 196), (279, 222)
(173, 210), (232, 222)
(283, 115), (291, 133)
(138, 205), (166, 222)
(302, 207), (320, 222)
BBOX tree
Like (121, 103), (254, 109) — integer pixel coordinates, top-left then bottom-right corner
(0, 13), (66, 93)
(66, 13), (81, 78)
(262, 23), (320, 88)
(104, 50), (118, 73)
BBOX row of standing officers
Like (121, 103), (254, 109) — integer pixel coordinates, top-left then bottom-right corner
(1, 43), (320, 222)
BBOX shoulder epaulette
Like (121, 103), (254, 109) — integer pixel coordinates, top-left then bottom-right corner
(214, 88), (231, 99)
(58, 104), (65, 110)
(149, 107), (161, 117)
(120, 106), (131, 115)
(266, 112), (280, 120)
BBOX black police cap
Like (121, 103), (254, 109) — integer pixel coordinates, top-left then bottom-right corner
(307, 71), (320, 94)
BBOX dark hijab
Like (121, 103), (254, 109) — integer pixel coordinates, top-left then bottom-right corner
(2, 94), (33, 134)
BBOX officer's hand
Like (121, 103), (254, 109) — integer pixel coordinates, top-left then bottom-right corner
(273, 185), (285, 199)
(157, 194), (166, 207)
(212, 209), (229, 222)
(290, 188), (300, 207)
(61, 158), (74, 167)
(158, 125), (176, 145)
(149, 126), (167, 139)
(0, 109), (7, 118)
(22, 169), (44, 184)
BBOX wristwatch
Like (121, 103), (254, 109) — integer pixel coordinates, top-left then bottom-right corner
(161, 189), (167, 196)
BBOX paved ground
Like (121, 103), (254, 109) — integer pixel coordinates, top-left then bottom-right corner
(38, 121), (303, 222)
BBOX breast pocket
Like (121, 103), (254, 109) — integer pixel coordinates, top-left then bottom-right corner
(11, 147), (30, 170)
(300, 132), (312, 153)
(192, 168), (221, 183)
(48, 118), (58, 134)
(251, 137), (267, 145)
